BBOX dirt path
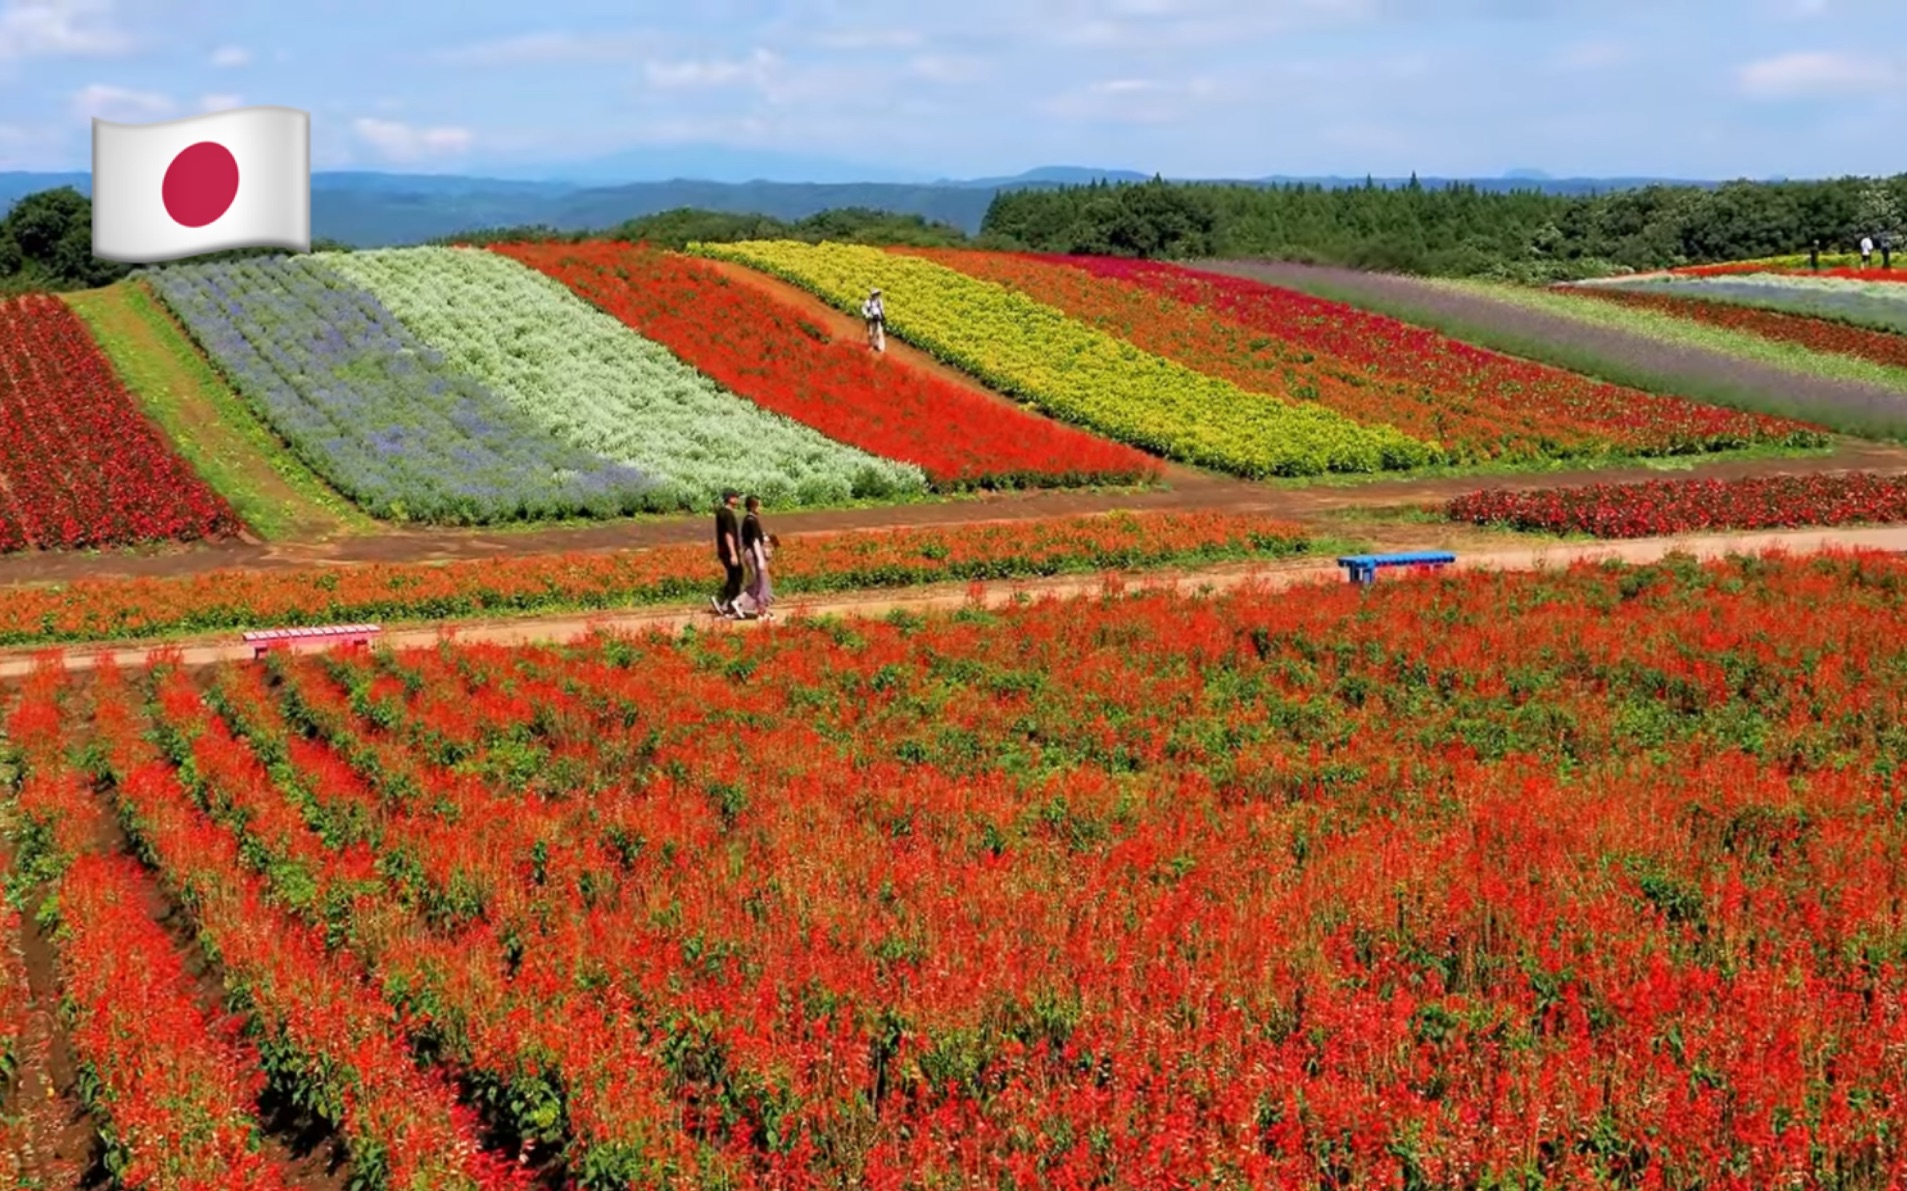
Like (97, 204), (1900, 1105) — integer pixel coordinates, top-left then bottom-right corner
(1194, 260), (1907, 431)
(10, 523), (1907, 678)
(0, 437), (1901, 588)
(62, 284), (368, 543)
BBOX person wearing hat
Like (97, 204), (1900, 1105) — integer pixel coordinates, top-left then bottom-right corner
(711, 488), (745, 617)
(861, 287), (886, 353)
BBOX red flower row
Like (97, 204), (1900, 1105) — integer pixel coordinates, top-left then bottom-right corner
(0, 296), (242, 553)
(49, 854), (291, 1189)
(1004, 252), (1817, 454)
(492, 242), (1159, 489)
(1446, 471), (1907, 537)
(0, 510), (1309, 647)
(1566, 286), (1907, 370)
(22, 550), (1907, 1184)
(74, 659), (532, 1191)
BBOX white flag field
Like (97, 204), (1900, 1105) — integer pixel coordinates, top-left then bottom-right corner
(92, 106), (309, 263)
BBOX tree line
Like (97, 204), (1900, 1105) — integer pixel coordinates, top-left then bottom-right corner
(437, 206), (969, 251)
(979, 174), (1907, 281)
(0, 187), (355, 296)
(3, 174), (1904, 294)
(0, 191), (970, 294)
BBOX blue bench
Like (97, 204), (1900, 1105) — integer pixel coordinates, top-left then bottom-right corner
(1336, 551), (1456, 586)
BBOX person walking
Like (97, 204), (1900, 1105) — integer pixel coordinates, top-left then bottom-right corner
(736, 495), (777, 620)
(862, 287), (886, 353)
(1862, 234), (1875, 268)
(711, 489), (744, 617)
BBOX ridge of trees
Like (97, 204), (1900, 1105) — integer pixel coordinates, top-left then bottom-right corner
(3, 175), (1903, 295)
(977, 173), (1907, 281)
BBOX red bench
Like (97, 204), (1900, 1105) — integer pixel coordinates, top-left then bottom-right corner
(242, 623), (381, 659)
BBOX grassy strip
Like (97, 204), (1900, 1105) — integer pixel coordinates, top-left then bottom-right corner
(0, 512), (1336, 648)
(1582, 278), (1907, 338)
(62, 283), (372, 539)
(1262, 439), (1833, 490)
(1256, 270), (1907, 439)
(1465, 280), (1907, 394)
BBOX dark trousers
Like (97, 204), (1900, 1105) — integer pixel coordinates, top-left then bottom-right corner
(719, 559), (744, 605)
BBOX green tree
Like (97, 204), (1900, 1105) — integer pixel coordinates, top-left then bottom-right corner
(0, 187), (133, 292)
(1856, 179), (1902, 240)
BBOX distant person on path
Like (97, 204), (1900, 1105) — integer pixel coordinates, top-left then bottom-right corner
(862, 287), (886, 353)
(1862, 235), (1875, 267)
(1810, 239), (1821, 270)
(735, 495), (777, 620)
(711, 489), (744, 618)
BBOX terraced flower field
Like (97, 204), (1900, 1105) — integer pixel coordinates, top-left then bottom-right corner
(322, 247), (927, 510)
(11, 553), (1907, 1187)
(1582, 272), (1907, 337)
(0, 295), (242, 552)
(1567, 285), (1907, 371)
(1447, 471), (1907, 537)
(912, 250), (1809, 462)
(148, 257), (660, 524)
(694, 239), (1437, 477)
(494, 241), (1159, 489)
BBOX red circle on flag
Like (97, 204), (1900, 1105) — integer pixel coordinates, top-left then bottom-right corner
(161, 142), (240, 227)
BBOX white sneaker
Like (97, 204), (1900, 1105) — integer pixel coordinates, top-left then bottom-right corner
(711, 596), (728, 616)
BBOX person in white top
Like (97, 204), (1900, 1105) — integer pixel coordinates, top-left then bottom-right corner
(1862, 235), (1875, 267)
(862, 288), (886, 353)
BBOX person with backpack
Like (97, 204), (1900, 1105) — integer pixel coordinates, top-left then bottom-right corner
(862, 287), (886, 353)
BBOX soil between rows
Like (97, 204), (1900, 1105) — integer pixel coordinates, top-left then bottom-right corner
(0, 437), (1902, 588)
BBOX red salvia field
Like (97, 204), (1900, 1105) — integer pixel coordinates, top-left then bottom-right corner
(0, 510), (1310, 647)
(492, 241), (1159, 489)
(1447, 471), (1907, 538)
(0, 295), (242, 552)
(910, 249), (1816, 459)
(1568, 286), (1907, 368)
(13, 551), (1907, 1187)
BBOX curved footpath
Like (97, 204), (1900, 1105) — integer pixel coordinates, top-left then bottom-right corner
(7, 523), (1906, 680)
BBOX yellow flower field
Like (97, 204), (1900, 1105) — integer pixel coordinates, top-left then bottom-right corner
(692, 240), (1436, 477)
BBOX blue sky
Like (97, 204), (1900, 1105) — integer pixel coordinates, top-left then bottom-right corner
(0, 0), (1902, 180)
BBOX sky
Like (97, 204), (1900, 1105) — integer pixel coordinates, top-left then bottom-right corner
(0, 0), (1902, 181)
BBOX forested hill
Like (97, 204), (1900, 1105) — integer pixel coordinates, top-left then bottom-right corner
(980, 174), (1907, 281)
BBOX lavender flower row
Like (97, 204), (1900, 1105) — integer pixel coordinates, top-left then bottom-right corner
(147, 257), (662, 524)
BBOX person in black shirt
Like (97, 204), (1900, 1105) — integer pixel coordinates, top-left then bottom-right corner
(711, 489), (743, 617)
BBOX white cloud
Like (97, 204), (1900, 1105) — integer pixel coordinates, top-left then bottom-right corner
(435, 30), (655, 66)
(0, 0), (130, 59)
(810, 28), (924, 50)
(71, 82), (171, 122)
(1040, 76), (1227, 124)
(907, 54), (985, 83)
(1739, 50), (1899, 97)
(209, 44), (248, 67)
(352, 117), (473, 162)
(199, 92), (242, 112)
(643, 48), (778, 89)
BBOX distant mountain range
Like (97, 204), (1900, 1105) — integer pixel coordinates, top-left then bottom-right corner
(0, 164), (1728, 248)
